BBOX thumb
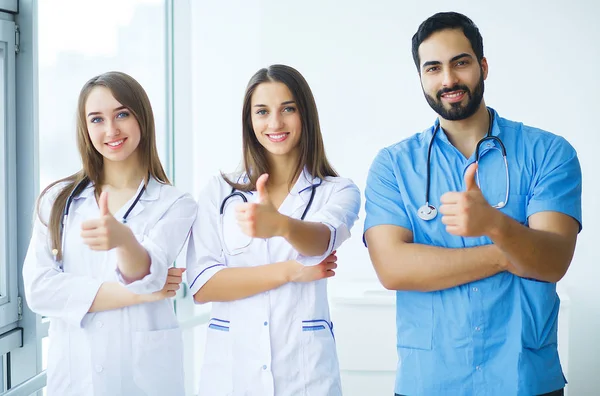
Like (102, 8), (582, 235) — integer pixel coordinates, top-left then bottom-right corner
(464, 163), (480, 192)
(168, 267), (186, 276)
(256, 173), (270, 203)
(99, 191), (110, 216)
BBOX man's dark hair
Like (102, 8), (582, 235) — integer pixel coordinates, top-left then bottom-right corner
(412, 12), (484, 72)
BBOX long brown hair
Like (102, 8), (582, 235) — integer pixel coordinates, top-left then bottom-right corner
(38, 71), (169, 261)
(224, 64), (337, 191)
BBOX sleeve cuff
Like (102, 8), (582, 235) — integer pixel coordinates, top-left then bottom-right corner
(296, 223), (337, 267)
(363, 218), (413, 247)
(115, 236), (169, 294)
(65, 278), (103, 328)
(527, 200), (582, 231)
(187, 264), (226, 301)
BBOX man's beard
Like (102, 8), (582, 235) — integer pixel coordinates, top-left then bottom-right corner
(424, 71), (485, 121)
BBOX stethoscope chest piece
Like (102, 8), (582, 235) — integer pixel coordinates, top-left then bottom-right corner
(417, 204), (437, 221)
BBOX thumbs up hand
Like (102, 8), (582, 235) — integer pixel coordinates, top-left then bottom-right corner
(463, 162), (481, 193)
(81, 191), (132, 251)
(99, 191), (110, 216)
(439, 163), (498, 237)
(235, 173), (289, 239)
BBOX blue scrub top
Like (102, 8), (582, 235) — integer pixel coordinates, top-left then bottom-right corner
(364, 108), (582, 396)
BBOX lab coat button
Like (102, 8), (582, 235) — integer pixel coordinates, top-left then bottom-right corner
(472, 287), (478, 292)
(96, 321), (103, 328)
(262, 365), (267, 370)
(264, 321), (268, 326)
(95, 365), (103, 373)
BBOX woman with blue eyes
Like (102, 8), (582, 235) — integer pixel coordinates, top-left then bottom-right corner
(23, 71), (196, 395)
(186, 64), (361, 395)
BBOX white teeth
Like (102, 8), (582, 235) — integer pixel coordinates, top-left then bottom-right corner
(268, 133), (287, 139)
(444, 92), (464, 98)
(107, 139), (124, 147)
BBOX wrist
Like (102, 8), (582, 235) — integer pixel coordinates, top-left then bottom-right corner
(118, 226), (137, 250)
(277, 215), (292, 239)
(484, 208), (508, 239)
(490, 244), (509, 272)
(134, 292), (150, 304)
(281, 260), (300, 283)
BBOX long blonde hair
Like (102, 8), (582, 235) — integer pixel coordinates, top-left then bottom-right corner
(38, 71), (169, 261)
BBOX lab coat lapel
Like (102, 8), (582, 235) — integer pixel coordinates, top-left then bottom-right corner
(71, 182), (99, 220)
(119, 177), (160, 221)
(277, 168), (318, 220)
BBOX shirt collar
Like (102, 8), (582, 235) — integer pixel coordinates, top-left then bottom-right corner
(432, 107), (503, 147)
(236, 168), (322, 200)
(73, 176), (161, 201)
(290, 167), (322, 199)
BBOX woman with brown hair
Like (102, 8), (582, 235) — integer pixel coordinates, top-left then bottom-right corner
(23, 71), (195, 396)
(186, 64), (361, 395)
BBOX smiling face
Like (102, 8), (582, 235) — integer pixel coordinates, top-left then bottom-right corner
(250, 81), (302, 161)
(85, 86), (142, 164)
(418, 28), (488, 121)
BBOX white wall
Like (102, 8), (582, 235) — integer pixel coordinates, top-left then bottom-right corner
(189, 1), (600, 394)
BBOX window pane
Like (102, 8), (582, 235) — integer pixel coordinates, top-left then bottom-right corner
(0, 44), (6, 303)
(38, 0), (167, 190)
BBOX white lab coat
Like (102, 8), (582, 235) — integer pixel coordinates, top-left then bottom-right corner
(186, 169), (361, 396)
(23, 177), (197, 396)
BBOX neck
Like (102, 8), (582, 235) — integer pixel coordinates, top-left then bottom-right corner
(102, 154), (146, 190)
(439, 102), (490, 158)
(265, 150), (301, 189)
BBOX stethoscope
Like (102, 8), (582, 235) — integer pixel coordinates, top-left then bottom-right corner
(417, 109), (510, 221)
(52, 178), (146, 267)
(219, 179), (320, 256)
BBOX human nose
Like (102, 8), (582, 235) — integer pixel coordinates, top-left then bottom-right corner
(105, 121), (120, 137)
(268, 112), (284, 130)
(442, 68), (458, 87)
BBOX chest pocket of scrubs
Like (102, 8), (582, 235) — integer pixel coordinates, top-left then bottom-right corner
(499, 194), (528, 224)
(396, 291), (433, 350)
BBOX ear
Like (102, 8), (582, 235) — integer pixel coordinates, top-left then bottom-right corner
(480, 57), (489, 81)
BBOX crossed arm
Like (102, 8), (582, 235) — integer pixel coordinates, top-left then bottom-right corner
(365, 211), (579, 292)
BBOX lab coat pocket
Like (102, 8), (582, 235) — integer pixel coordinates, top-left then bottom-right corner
(396, 291), (433, 350)
(520, 278), (559, 350)
(46, 327), (72, 393)
(198, 318), (233, 396)
(132, 327), (185, 396)
(301, 319), (342, 393)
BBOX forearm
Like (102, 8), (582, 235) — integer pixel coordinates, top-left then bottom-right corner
(488, 213), (574, 282)
(371, 243), (505, 292)
(116, 230), (152, 282)
(194, 261), (294, 303)
(88, 282), (155, 312)
(280, 217), (330, 256)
